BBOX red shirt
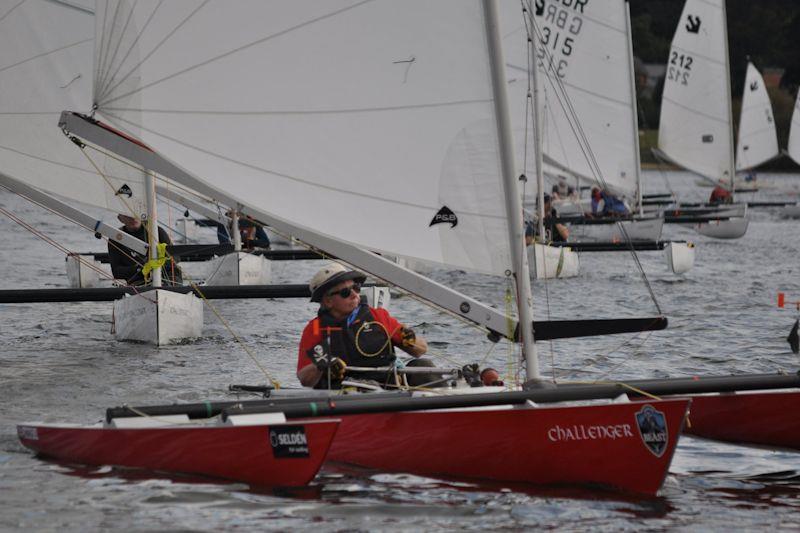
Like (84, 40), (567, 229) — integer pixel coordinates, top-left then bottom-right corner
(297, 307), (404, 372)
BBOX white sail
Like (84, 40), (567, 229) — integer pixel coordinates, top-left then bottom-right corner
(658, 0), (733, 182)
(789, 90), (800, 166)
(735, 62), (779, 170)
(91, 1), (513, 276)
(0, 0), (145, 215)
(500, 0), (639, 199)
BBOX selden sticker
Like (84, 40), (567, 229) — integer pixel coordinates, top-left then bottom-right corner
(269, 426), (309, 458)
(635, 405), (668, 457)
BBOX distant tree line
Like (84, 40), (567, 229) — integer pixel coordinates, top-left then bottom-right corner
(630, 1), (800, 168)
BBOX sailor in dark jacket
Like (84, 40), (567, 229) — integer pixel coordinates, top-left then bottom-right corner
(297, 263), (428, 389)
(108, 214), (182, 286)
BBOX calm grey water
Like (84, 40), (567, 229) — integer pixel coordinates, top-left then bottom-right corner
(1, 171), (800, 531)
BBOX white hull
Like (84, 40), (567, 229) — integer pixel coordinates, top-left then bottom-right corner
(694, 217), (749, 239)
(665, 242), (695, 274)
(113, 289), (204, 345)
(694, 178), (761, 190)
(528, 243), (580, 280)
(711, 204), (748, 218)
(65, 254), (109, 288)
(174, 218), (199, 244)
(574, 217), (664, 243)
(265, 228), (292, 246)
(204, 252), (271, 285)
(552, 199), (586, 217)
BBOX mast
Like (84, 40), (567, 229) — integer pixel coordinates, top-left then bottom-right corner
(231, 209), (242, 251)
(144, 170), (161, 287)
(721, 0), (736, 199)
(531, 8), (546, 242)
(624, 1), (644, 216)
(482, 0), (539, 380)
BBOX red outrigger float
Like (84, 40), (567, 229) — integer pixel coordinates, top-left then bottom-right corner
(684, 391), (800, 450)
(604, 373), (800, 451)
(17, 417), (339, 487)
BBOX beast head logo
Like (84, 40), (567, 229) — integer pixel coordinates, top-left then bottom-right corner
(429, 206), (458, 228)
(635, 405), (668, 457)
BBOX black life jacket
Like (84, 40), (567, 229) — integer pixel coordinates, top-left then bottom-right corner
(311, 304), (396, 389)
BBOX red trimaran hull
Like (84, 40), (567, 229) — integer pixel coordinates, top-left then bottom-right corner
(19, 399), (690, 495)
(323, 399), (690, 496)
(684, 391), (800, 450)
(17, 420), (339, 487)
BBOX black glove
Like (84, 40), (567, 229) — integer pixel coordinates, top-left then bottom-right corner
(307, 343), (347, 379)
(400, 327), (416, 349)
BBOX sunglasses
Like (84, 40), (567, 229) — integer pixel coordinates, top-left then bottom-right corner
(327, 282), (361, 299)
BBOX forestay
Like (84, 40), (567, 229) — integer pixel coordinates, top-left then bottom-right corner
(92, 1), (514, 276)
(500, 0), (639, 199)
(735, 62), (779, 171)
(658, 0), (733, 182)
(0, 0), (145, 214)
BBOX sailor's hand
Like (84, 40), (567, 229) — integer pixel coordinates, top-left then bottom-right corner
(400, 327), (416, 348)
(328, 357), (347, 380)
(307, 343), (332, 371)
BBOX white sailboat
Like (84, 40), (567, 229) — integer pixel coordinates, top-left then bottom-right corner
(504, 0), (691, 273)
(521, 0), (663, 245)
(46, 0), (691, 494)
(0, 0), (202, 344)
(658, 0), (749, 239)
(735, 61), (780, 172)
(790, 90), (800, 166)
(783, 90), (800, 218)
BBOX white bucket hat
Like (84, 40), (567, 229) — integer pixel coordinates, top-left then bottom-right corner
(309, 263), (366, 302)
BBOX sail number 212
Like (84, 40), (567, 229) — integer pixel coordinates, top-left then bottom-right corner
(667, 52), (693, 86)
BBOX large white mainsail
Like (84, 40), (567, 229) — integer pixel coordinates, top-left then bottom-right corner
(735, 62), (779, 171)
(91, 1), (513, 276)
(658, 0), (734, 184)
(501, 0), (640, 200)
(0, 0), (145, 215)
(789, 90), (800, 166)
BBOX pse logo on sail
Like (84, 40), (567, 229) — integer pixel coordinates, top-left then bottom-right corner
(429, 206), (458, 228)
(269, 426), (310, 458)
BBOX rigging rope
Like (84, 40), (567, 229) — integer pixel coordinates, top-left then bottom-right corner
(521, 4), (663, 314)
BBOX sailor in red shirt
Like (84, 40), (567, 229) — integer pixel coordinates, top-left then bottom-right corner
(298, 263), (428, 389)
(709, 180), (733, 205)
